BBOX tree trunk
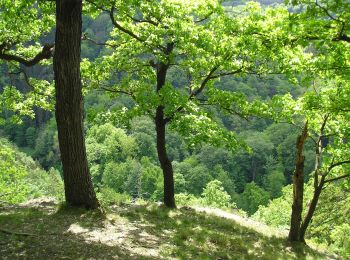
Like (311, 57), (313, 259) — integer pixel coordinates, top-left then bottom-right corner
(288, 122), (308, 242)
(53, 0), (99, 209)
(299, 177), (325, 242)
(155, 106), (176, 208)
(154, 60), (175, 208)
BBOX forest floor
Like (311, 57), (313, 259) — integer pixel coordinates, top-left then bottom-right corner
(0, 198), (336, 259)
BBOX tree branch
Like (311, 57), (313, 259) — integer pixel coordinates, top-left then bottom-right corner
(0, 44), (54, 67)
(328, 160), (350, 172)
(126, 14), (159, 26)
(191, 65), (220, 97)
(315, 0), (338, 22)
(81, 34), (120, 48)
(109, 3), (145, 43)
(194, 11), (214, 23)
(99, 86), (134, 97)
(324, 173), (350, 183)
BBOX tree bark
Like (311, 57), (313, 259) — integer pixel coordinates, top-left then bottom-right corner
(288, 122), (308, 242)
(155, 60), (175, 208)
(53, 0), (99, 209)
(299, 177), (325, 242)
(155, 106), (176, 208)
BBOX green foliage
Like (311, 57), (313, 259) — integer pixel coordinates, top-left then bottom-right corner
(254, 181), (350, 257)
(82, 0), (308, 157)
(0, 141), (28, 203)
(330, 224), (350, 258)
(0, 1), (54, 50)
(33, 118), (60, 170)
(186, 165), (214, 196)
(263, 168), (286, 198)
(0, 1), (55, 120)
(201, 180), (235, 209)
(102, 158), (142, 197)
(253, 185), (293, 228)
(174, 172), (187, 194)
(238, 182), (270, 215)
(86, 123), (137, 183)
(253, 184), (316, 227)
(175, 193), (201, 207)
(96, 187), (132, 207)
(0, 138), (63, 204)
(0, 2), (349, 259)
(26, 167), (64, 201)
(101, 156), (163, 200)
(212, 165), (237, 198)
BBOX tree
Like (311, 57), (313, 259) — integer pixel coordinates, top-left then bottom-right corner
(0, 0), (55, 122)
(83, 0), (299, 207)
(201, 180), (233, 209)
(287, 0), (350, 44)
(85, 123), (137, 184)
(288, 122), (308, 242)
(238, 182), (270, 215)
(54, 0), (99, 208)
(0, 0), (100, 209)
(272, 0), (350, 242)
(269, 81), (350, 243)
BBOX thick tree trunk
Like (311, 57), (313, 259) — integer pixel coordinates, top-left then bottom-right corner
(53, 0), (99, 209)
(288, 122), (308, 242)
(299, 177), (324, 242)
(155, 106), (176, 208)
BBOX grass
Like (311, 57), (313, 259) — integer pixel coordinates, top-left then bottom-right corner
(0, 200), (336, 259)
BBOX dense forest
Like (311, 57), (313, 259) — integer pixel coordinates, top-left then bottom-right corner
(0, 0), (349, 258)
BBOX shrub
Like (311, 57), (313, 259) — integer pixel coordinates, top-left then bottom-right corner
(0, 145), (28, 203)
(175, 193), (201, 207)
(0, 138), (64, 204)
(97, 187), (132, 207)
(238, 182), (270, 215)
(201, 180), (235, 209)
(330, 224), (350, 258)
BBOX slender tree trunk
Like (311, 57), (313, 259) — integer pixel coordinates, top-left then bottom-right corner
(154, 59), (175, 208)
(288, 122), (308, 242)
(299, 177), (325, 242)
(155, 106), (176, 208)
(53, 0), (99, 209)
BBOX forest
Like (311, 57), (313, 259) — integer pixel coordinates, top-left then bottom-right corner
(0, 0), (349, 259)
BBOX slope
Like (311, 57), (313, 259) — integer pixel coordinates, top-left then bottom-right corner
(0, 200), (336, 259)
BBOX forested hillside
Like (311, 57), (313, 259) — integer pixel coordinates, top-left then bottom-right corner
(0, 0), (349, 258)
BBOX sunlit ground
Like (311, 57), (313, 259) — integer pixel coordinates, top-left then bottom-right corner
(0, 199), (335, 259)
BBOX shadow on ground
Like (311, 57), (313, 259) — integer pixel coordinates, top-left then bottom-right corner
(0, 201), (332, 259)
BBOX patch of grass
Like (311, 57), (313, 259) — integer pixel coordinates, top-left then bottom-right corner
(0, 202), (335, 259)
(118, 205), (333, 259)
